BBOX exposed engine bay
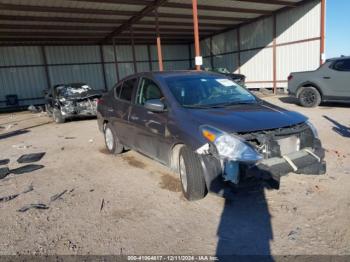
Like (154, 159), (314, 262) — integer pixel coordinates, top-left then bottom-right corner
(56, 84), (102, 116)
(45, 83), (103, 123)
(197, 122), (326, 187)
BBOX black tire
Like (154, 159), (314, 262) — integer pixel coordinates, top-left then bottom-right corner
(52, 108), (65, 123)
(104, 123), (123, 155)
(179, 146), (207, 201)
(298, 86), (321, 107)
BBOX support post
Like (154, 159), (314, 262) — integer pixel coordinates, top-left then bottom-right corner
(210, 36), (214, 69)
(188, 44), (192, 69)
(99, 45), (108, 91)
(236, 28), (241, 74)
(320, 0), (326, 65)
(272, 14), (277, 95)
(130, 26), (137, 73)
(147, 44), (153, 71)
(155, 8), (164, 71)
(192, 0), (201, 71)
(41, 46), (51, 90)
(112, 38), (120, 82)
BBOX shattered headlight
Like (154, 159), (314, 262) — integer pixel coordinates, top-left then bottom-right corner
(200, 125), (262, 162)
(306, 120), (319, 138)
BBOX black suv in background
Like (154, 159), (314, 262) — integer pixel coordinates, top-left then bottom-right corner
(288, 57), (350, 107)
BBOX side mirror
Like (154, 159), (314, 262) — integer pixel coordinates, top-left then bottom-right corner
(43, 89), (49, 95)
(144, 99), (165, 112)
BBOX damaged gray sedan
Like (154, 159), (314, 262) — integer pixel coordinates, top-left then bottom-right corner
(97, 71), (326, 201)
(45, 83), (103, 123)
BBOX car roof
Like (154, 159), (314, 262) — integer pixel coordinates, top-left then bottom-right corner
(326, 56), (350, 62)
(123, 70), (223, 81)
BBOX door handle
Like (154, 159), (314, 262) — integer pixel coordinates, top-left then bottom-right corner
(323, 76), (331, 79)
(107, 108), (114, 112)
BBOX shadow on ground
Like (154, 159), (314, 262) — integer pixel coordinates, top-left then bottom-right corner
(279, 96), (350, 109)
(213, 178), (274, 261)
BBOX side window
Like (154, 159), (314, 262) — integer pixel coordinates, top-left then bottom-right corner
(333, 59), (350, 71)
(113, 83), (122, 98)
(136, 78), (163, 105)
(120, 78), (137, 101)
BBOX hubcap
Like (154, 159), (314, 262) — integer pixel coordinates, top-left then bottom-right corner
(105, 128), (114, 151)
(301, 90), (316, 105)
(179, 155), (187, 192)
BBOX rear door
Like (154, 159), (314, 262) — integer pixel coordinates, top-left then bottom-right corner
(111, 77), (138, 146)
(324, 59), (350, 99)
(128, 77), (171, 163)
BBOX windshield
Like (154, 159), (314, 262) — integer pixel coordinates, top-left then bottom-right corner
(166, 75), (256, 108)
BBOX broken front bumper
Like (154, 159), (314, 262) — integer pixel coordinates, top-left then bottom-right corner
(200, 145), (326, 194)
(244, 148), (326, 182)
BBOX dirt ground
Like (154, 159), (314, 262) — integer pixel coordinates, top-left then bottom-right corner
(0, 96), (349, 256)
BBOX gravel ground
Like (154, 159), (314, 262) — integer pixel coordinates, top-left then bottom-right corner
(0, 96), (349, 256)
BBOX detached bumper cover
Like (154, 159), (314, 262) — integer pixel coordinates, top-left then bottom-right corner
(245, 148), (326, 181)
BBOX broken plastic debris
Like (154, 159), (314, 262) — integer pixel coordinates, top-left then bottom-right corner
(11, 164), (44, 175)
(196, 143), (210, 154)
(0, 167), (10, 179)
(12, 144), (32, 149)
(17, 203), (49, 212)
(17, 152), (46, 164)
(50, 190), (67, 202)
(28, 105), (39, 113)
(0, 184), (33, 203)
(100, 198), (105, 212)
(0, 159), (10, 165)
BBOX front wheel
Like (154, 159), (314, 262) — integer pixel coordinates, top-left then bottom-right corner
(298, 86), (321, 107)
(52, 108), (65, 123)
(179, 146), (207, 201)
(45, 104), (53, 117)
(104, 123), (123, 155)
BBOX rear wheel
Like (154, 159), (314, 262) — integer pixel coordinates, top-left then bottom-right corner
(104, 123), (123, 155)
(52, 108), (65, 123)
(179, 146), (207, 201)
(298, 86), (321, 107)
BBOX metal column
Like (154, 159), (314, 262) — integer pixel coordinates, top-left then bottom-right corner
(155, 8), (164, 71)
(130, 26), (137, 73)
(112, 38), (120, 82)
(192, 0), (201, 71)
(99, 45), (108, 91)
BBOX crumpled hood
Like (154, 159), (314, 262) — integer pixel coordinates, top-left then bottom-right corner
(187, 101), (307, 133)
(61, 90), (103, 101)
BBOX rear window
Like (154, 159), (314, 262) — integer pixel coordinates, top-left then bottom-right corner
(120, 78), (137, 101)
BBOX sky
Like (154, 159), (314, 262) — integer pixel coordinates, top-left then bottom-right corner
(326, 0), (350, 58)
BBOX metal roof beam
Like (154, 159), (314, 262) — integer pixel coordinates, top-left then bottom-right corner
(233, 0), (297, 6)
(0, 24), (214, 33)
(102, 0), (168, 42)
(0, 3), (136, 16)
(163, 2), (272, 14)
(0, 15), (229, 28)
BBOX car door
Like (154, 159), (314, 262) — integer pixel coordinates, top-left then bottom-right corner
(111, 77), (138, 147)
(323, 59), (350, 99)
(128, 77), (171, 164)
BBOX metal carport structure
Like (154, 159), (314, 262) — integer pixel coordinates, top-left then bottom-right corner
(0, 0), (325, 108)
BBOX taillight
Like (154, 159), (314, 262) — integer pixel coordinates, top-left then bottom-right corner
(97, 98), (104, 105)
(288, 75), (293, 81)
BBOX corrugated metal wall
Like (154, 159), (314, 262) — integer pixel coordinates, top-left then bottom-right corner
(0, 0), (322, 108)
(0, 44), (190, 108)
(199, 0), (322, 89)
